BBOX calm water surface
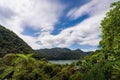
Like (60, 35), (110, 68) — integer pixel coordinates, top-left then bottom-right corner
(49, 60), (78, 64)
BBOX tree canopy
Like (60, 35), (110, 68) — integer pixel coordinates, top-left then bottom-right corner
(0, 25), (34, 57)
(100, 1), (120, 57)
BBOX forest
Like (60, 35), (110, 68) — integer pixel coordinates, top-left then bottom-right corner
(0, 1), (120, 80)
(34, 48), (91, 60)
(0, 25), (33, 57)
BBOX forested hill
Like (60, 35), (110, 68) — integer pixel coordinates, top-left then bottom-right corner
(34, 48), (91, 60)
(0, 25), (34, 57)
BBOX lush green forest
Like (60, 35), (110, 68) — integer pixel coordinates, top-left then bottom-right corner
(34, 48), (91, 60)
(0, 25), (34, 57)
(0, 1), (120, 80)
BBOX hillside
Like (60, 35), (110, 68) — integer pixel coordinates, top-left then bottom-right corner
(34, 48), (91, 60)
(0, 25), (34, 57)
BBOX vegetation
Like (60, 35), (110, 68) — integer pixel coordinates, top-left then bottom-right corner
(0, 25), (34, 57)
(100, 1), (120, 57)
(34, 48), (90, 60)
(0, 1), (120, 80)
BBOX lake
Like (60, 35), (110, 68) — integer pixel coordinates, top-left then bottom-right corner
(49, 60), (78, 64)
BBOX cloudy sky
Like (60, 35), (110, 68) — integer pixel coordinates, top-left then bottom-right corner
(0, 0), (116, 51)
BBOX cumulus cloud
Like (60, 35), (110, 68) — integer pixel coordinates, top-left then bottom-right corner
(35, 0), (115, 50)
(81, 48), (98, 52)
(0, 0), (116, 51)
(0, 0), (65, 48)
(67, 0), (116, 20)
(38, 14), (103, 48)
(0, 6), (15, 20)
(0, 0), (65, 32)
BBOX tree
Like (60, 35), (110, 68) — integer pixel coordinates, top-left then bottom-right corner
(100, 1), (120, 57)
(0, 25), (34, 57)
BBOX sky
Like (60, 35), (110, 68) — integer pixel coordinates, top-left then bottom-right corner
(0, 0), (116, 52)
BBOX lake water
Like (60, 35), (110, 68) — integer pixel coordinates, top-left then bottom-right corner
(49, 60), (78, 64)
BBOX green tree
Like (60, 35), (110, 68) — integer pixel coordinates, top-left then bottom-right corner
(100, 1), (120, 57)
(0, 25), (34, 57)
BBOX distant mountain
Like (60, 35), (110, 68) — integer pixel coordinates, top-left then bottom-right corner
(0, 25), (34, 57)
(34, 48), (91, 60)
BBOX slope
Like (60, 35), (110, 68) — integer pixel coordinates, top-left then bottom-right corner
(0, 25), (34, 57)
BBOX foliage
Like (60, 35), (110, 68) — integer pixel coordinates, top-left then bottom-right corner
(100, 1), (120, 57)
(0, 25), (34, 57)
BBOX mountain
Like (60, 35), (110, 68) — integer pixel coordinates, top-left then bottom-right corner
(34, 48), (91, 60)
(0, 25), (34, 57)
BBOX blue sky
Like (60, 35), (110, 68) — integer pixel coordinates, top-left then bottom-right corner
(0, 0), (116, 51)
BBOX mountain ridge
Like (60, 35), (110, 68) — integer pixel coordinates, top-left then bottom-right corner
(34, 48), (91, 60)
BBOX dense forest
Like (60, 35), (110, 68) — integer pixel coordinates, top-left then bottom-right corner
(0, 1), (120, 80)
(0, 25), (34, 57)
(34, 48), (91, 60)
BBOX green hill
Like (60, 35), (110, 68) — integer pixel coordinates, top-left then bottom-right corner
(34, 48), (91, 60)
(0, 25), (34, 57)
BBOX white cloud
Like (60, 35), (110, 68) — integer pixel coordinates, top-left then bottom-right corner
(0, 0), (116, 51)
(38, 14), (103, 49)
(67, 0), (116, 20)
(0, 0), (65, 48)
(34, 0), (115, 50)
(0, 0), (65, 32)
(81, 48), (98, 52)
